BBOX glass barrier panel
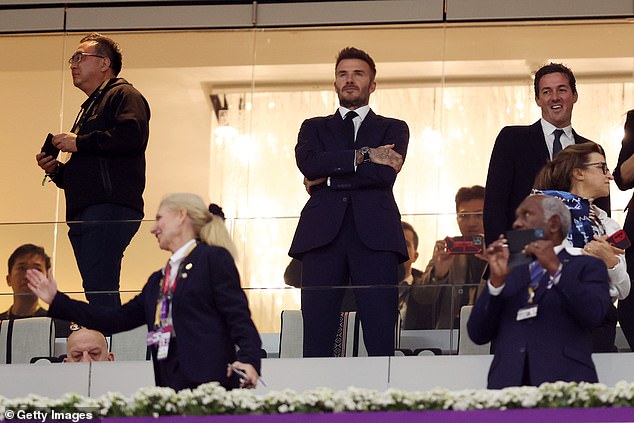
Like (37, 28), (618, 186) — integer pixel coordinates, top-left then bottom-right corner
(3, 19), (634, 364)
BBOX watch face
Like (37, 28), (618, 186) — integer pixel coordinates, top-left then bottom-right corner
(362, 147), (371, 162)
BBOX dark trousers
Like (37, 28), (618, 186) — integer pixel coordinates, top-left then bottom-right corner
(593, 302), (618, 353)
(68, 203), (142, 308)
(618, 211), (634, 350)
(618, 294), (634, 350)
(300, 206), (399, 357)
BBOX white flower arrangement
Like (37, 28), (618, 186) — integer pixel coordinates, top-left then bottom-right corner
(1, 381), (634, 418)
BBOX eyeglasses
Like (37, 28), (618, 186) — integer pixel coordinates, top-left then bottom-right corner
(582, 161), (610, 175)
(68, 52), (105, 64)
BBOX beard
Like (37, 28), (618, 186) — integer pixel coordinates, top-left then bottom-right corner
(339, 97), (367, 109)
(337, 85), (370, 109)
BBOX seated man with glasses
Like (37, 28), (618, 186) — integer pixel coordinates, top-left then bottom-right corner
(64, 323), (114, 362)
(413, 186), (487, 329)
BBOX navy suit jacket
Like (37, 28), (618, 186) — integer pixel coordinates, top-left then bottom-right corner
(467, 250), (611, 389)
(289, 110), (409, 262)
(483, 120), (609, 245)
(49, 243), (262, 390)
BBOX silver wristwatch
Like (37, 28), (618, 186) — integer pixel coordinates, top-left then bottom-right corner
(359, 146), (371, 163)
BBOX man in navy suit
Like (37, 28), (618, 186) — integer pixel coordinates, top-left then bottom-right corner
(468, 194), (611, 389)
(289, 47), (409, 357)
(484, 63), (609, 246)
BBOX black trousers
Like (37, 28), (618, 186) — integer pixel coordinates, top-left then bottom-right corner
(68, 203), (142, 308)
(593, 302), (618, 353)
(300, 206), (399, 357)
(618, 210), (634, 350)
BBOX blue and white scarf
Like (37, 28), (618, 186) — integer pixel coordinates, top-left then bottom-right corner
(532, 189), (595, 247)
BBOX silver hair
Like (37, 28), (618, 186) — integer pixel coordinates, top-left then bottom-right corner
(540, 195), (571, 240)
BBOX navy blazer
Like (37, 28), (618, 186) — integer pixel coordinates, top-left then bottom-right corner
(467, 250), (611, 389)
(483, 120), (609, 245)
(49, 243), (262, 390)
(289, 110), (409, 262)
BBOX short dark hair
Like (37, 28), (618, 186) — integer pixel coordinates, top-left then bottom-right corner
(455, 185), (485, 212)
(401, 221), (418, 250)
(8, 244), (51, 273)
(80, 33), (123, 77)
(534, 62), (577, 97)
(335, 47), (376, 81)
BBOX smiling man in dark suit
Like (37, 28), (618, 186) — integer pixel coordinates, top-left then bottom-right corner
(468, 194), (611, 389)
(484, 63), (609, 246)
(289, 47), (409, 357)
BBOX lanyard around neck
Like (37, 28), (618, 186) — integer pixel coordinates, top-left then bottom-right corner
(70, 79), (111, 134)
(159, 241), (198, 297)
(154, 242), (198, 328)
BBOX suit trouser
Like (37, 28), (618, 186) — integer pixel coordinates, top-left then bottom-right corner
(300, 206), (399, 357)
(593, 302), (618, 353)
(68, 203), (142, 308)
(618, 210), (634, 350)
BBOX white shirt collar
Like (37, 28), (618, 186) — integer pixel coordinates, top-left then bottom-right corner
(169, 238), (197, 266)
(558, 239), (582, 256)
(338, 105), (370, 121)
(540, 118), (573, 139)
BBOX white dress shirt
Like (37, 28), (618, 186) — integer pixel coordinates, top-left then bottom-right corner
(540, 118), (574, 159)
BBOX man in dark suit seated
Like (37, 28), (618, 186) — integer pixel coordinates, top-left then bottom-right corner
(414, 186), (487, 329)
(468, 194), (611, 389)
(289, 47), (409, 357)
(398, 221), (427, 329)
(484, 62), (609, 247)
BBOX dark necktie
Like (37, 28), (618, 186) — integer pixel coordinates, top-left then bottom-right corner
(344, 111), (358, 149)
(552, 129), (564, 158)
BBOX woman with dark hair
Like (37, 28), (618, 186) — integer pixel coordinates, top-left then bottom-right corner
(534, 142), (630, 352)
(25, 193), (261, 390)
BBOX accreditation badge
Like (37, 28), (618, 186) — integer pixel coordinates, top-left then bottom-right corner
(156, 325), (172, 360)
(516, 304), (538, 321)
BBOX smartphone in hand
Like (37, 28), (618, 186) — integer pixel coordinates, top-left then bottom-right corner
(606, 229), (631, 250)
(445, 235), (484, 254)
(505, 228), (545, 268)
(41, 133), (60, 159)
